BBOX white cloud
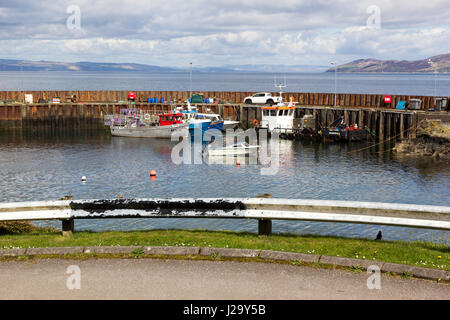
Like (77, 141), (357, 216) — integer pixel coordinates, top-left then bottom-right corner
(0, 0), (449, 66)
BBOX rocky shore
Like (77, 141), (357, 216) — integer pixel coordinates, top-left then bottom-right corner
(393, 120), (450, 159)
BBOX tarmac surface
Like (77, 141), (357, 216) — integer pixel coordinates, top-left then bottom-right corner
(0, 258), (448, 299)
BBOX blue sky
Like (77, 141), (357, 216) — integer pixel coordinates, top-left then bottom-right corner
(0, 0), (449, 67)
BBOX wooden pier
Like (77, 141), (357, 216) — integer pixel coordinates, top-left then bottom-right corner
(0, 90), (448, 140)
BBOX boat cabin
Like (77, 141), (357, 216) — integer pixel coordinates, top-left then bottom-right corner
(260, 106), (296, 133)
(196, 113), (223, 123)
(158, 113), (184, 126)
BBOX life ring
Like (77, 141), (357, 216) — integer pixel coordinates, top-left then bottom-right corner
(144, 113), (151, 121)
(253, 119), (259, 126)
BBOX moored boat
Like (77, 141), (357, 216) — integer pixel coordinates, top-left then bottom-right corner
(110, 112), (189, 138)
(320, 117), (369, 142)
(196, 113), (224, 131)
(205, 142), (260, 156)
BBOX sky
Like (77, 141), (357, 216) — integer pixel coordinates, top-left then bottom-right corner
(0, 0), (449, 67)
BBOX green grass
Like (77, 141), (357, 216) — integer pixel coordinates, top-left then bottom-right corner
(1, 228), (449, 270)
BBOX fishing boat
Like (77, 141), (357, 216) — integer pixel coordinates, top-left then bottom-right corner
(321, 117), (369, 142)
(205, 142), (260, 156)
(110, 112), (189, 138)
(222, 119), (240, 131)
(175, 103), (211, 135)
(196, 113), (224, 131)
(259, 80), (298, 134)
(104, 108), (137, 127)
(260, 104), (296, 134)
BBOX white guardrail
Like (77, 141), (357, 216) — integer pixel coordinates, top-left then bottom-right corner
(0, 198), (449, 235)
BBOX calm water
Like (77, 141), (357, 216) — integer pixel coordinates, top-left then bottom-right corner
(0, 71), (449, 96)
(0, 133), (448, 243)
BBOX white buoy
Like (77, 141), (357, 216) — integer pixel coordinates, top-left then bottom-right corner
(81, 176), (86, 182)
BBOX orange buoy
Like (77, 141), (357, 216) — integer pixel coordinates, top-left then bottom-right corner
(149, 170), (157, 176)
(236, 160), (241, 166)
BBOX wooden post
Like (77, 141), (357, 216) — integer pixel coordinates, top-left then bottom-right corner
(378, 111), (384, 141)
(400, 113), (405, 139)
(344, 110), (349, 126)
(358, 109), (364, 128)
(313, 109), (318, 130)
(386, 113), (391, 138)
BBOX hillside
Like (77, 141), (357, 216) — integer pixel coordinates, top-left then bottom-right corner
(0, 59), (178, 72)
(327, 54), (450, 73)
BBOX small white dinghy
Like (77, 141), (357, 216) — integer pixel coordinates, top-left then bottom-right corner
(205, 142), (260, 156)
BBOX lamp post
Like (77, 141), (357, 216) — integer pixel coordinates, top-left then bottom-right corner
(189, 62), (192, 103)
(20, 61), (24, 103)
(428, 59), (438, 105)
(331, 62), (337, 107)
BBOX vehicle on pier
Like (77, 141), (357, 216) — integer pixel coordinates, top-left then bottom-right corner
(110, 112), (189, 138)
(243, 92), (282, 106)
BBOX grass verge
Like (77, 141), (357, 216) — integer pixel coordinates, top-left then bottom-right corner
(0, 228), (448, 270)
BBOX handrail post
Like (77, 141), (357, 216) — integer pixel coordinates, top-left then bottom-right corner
(258, 219), (272, 236)
(61, 219), (74, 237)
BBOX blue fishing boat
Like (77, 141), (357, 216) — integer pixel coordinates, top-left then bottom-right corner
(196, 113), (224, 131)
(175, 104), (211, 136)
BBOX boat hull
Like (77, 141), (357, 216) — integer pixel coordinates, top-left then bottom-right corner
(222, 120), (240, 131)
(110, 123), (189, 138)
(208, 121), (224, 131)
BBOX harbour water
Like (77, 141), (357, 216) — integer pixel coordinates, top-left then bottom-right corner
(0, 71), (449, 96)
(0, 133), (448, 243)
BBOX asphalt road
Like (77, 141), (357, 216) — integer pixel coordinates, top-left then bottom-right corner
(0, 258), (448, 299)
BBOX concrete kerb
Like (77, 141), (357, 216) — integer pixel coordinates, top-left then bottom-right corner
(26, 247), (84, 255)
(259, 250), (321, 263)
(83, 246), (143, 254)
(0, 248), (26, 257)
(200, 247), (260, 258)
(0, 246), (448, 281)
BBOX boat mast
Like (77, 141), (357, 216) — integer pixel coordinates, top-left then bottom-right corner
(274, 75), (286, 103)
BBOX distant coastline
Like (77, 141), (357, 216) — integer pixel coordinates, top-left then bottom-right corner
(327, 53), (450, 73)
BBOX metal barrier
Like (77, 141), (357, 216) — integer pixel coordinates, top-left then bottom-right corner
(0, 198), (449, 235)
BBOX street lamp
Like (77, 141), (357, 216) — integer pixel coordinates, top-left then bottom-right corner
(428, 59), (437, 98)
(331, 62), (337, 107)
(20, 61), (24, 103)
(189, 62), (193, 103)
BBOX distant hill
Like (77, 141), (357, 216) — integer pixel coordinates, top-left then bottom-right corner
(327, 54), (450, 73)
(0, 58), (329, 73)
(0, 59), (178, 72)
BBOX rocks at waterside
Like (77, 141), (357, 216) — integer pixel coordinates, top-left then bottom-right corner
(393, 120), (450, 159)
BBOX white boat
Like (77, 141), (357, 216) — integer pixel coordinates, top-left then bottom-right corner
(205, 142), (260, 156)
(223, 120), (240, 131)
(259, 82), (298, 134)
(260, 104), (296, 133)
(110, 123), (189, 138)
(110, 112), (189, 138)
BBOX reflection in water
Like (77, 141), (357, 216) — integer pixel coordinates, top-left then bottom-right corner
(0, 132), (448, 243)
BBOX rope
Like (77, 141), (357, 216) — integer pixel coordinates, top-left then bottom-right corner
(347, 119), (426, 154)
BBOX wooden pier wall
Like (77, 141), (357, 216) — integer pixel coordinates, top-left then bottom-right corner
(240, 106), (440, 141)
(1, 101), (448, 142)
(1, 90), (449, 110)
